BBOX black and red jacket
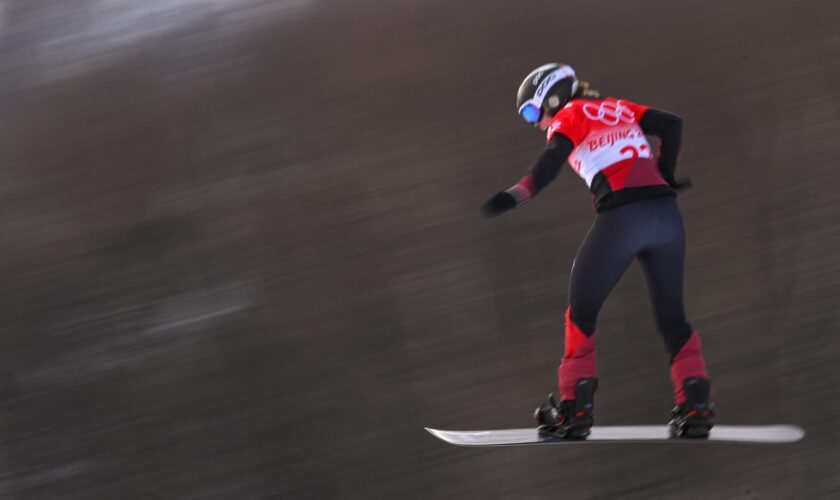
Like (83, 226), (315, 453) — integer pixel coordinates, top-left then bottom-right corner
(505, 97), (684, 212)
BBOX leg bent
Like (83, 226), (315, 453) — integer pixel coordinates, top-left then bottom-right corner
(558, 208), (640, 400)
(639, 197), (710, 403)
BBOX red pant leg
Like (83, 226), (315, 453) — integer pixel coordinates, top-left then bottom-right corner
(670, 331), (709, 403)
(558, 307), (597, 401)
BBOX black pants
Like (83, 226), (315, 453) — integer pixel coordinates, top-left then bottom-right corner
(572, 195), (690, 348)
(558, 195), (707, 402)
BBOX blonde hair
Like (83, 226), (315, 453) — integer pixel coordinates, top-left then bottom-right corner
(574, 81), (601, 99)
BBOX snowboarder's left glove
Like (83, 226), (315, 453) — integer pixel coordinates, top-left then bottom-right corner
(481, 191), (517, 217)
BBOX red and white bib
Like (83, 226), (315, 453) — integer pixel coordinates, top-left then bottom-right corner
(547, 98), (667, 192)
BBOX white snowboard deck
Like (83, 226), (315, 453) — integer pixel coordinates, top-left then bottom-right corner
(425, 425), (805, 447)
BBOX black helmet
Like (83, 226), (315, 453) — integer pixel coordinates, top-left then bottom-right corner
(516, 63), (578, 124)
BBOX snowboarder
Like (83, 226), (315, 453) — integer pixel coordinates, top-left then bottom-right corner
(482, 63), (715, 439)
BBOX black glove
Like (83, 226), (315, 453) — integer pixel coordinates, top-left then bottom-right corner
(665, 176), (692, 191)
(481, 191), (517, 217)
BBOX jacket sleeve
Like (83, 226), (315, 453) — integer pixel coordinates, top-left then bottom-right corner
(504, 133), (574, 205)
(639, 108), (683, 183)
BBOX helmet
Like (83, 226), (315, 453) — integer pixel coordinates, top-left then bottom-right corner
(516, 63), (578, 124)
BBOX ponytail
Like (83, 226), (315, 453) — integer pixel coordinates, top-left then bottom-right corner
(574, 81), (601, 99)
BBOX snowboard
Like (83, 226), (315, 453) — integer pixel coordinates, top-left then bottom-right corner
(425, 425), (805, 447)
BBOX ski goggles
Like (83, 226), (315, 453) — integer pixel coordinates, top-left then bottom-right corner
(517, 65), (577, 124)
(519, 103), (543, 124)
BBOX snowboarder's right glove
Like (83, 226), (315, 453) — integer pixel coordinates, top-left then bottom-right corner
(481, 191), (517, 218)
(665, 176), (693, 191)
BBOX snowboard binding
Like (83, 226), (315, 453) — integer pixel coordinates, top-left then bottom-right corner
(669, 377), (716, 439)
(534, 378), (598, 439)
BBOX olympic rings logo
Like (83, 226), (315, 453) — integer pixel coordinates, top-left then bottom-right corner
(582, 100), (635, 126)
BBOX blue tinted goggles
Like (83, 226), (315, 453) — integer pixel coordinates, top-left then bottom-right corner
(518, 102), (543, 124)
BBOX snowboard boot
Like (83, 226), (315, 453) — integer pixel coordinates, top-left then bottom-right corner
(669, 377), (716, 439)
(534, 377), (598, 439)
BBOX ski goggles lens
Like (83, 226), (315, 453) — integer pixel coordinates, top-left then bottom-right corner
(519, 103), (542, 124)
